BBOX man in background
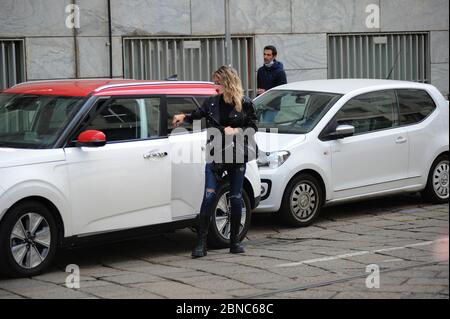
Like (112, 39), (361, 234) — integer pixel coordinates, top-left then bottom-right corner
(257, 45), (287, 122)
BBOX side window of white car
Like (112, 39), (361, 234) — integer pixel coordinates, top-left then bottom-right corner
(397, 89), (437, 126)
(86, 97), (161, 142)
(167, 96), (207, 134)
(335, 90), (397, 135)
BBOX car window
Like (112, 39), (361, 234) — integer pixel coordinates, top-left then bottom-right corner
(167, 97), (195, 133)
(0, 94), (84, 148)
(86, 97), (161, 142)
(397, 89), (437, 126)
(254, 90), (341, 134)
(167, 97), (205, 134)
(334, 90), (397, 135)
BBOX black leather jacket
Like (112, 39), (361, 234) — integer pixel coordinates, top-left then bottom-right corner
(185, 94), (259, 163)
(186, 94), (257, 132)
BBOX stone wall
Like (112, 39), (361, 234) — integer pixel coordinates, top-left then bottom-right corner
(0, 0), (448, 95)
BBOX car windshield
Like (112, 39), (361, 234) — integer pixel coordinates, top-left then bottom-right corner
(0, 93), (85, 149)
(254, 90), (342, 134)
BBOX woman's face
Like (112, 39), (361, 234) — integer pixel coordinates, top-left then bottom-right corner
(213, 74), (224, 94)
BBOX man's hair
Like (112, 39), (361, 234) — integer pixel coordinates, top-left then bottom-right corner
(264, 45), (277, 57)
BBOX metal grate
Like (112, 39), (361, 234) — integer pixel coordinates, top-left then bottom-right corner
(328, 33), (430, 83)
(123, 37), (256, 97)
(0, 39), (25, 90)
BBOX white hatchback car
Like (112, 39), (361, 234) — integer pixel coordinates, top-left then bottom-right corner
(0, 80), (261, 277)
(254, 79), (449, 226)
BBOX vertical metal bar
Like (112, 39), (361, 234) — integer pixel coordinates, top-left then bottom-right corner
(353, 35), (357, 78)
(224, 0), (231, 66)
(190, 48), (194, 80)
(198, 39), (203, 80)
(1, 42), (6, 89)
(206, 40), (210, 80)
(237, 39), (241, 78)
(244, 38), (249, 95)
(213, 39), (217, 70)
(346, 36), (351, 78)
(156, 40), (161, 79)
(360, 35), (364, 78)
(173, 40), (178, 77)
(415, 34), (419, 81)
(165, 40), (170, 79)
(332, 36), (337, 78)
(421, 35), (425, 82)
(366, 36), (370, 78)
(148, 40), (154, 80)
(10, 41), (17, 85)
(139, 40), (144, 79)
(403, 36), (407, 80)
(340, 37), (344, 78)
(378, 39), (382, 79)
(409, 34), (413, 81)
(130, 40), (135, 78)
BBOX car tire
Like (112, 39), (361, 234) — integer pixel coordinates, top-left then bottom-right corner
(207, 185), (252, 249)
(0, 200), (58, 278)
(279, 173), (324, 227)
(422, 154), (449, 204)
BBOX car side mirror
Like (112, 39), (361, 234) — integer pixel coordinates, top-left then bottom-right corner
(324, 125), (355, 141)
(76, 130), (106, 147)
(335, 125), (355, 139)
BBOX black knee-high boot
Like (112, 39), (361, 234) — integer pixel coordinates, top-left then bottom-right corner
(230, 213), (245, 254)
(191, 213), (211, 258)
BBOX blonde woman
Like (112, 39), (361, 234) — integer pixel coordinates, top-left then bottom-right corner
(172, 66), (258, 258)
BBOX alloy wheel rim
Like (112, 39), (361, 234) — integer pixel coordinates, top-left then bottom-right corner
(433, 160), (449, 199)
(10, 213), (51, 269)
(215, 191), (247, 240)
(290, 182), (318, 222)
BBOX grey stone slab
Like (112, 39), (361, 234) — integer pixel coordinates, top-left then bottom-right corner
(230, 0), (292, 34)
(227, 272), (291, 285)
(81, 283), (163, 299)
(78, 37), (110, 78)
(102, 273), (163, 285)
(406, 278), (450, 286)
(381, 0), (449, 32)
(191, 0), (224, 35)
(0, 0), (72, 37)
(133, 281), (212, 298)
(77, 0), (109, 36)
(292, 0), (380, 33)
(25, 37), (76, 80)
(431, 63), (449, 97)
(403, 293), (449, 299)
(275, 289), (338, 299)
(285, 69), (328, 83)
(430, 31), (449, 64)
(333, 291), (402, 299)
(255, 34), (327, 71)
(111, 0), (191, 36)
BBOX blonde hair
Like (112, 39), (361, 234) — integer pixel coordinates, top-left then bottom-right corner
(213, 66), (244, 112)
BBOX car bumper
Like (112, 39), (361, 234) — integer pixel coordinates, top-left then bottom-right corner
(254, 168), (288, 213)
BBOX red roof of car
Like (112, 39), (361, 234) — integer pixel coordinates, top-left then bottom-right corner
(3, 79), (218, 97)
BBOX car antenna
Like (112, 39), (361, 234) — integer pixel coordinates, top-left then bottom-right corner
(386, 49), (402, 80)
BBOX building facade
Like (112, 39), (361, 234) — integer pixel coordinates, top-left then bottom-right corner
(0, 0), (448, 97)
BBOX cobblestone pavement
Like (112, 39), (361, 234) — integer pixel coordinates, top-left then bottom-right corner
(0, 194), (448, 299)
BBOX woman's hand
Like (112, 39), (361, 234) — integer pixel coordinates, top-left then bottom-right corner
(172, 114), (186, 127)
(224, 127), (239, 135)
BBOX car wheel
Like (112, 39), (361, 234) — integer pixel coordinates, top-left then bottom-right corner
(279, 173), (324, 227)
(207, 186), (252, 249)
(422, 154), (449, 204)
(0, 200), (58, 277)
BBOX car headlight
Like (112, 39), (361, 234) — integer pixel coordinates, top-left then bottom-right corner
(257, 151), (290, 168)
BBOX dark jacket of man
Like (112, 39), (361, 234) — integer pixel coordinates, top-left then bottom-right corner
(257, 60), (287, 92)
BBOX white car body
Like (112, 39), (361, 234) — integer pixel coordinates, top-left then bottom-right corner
(254, 79), (449, 213)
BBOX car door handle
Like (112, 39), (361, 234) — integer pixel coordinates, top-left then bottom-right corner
(143, 151), (168, 159)
(395, 136), (408, 144)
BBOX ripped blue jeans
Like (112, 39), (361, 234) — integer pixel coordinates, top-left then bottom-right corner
(200, 163), (247, 218)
